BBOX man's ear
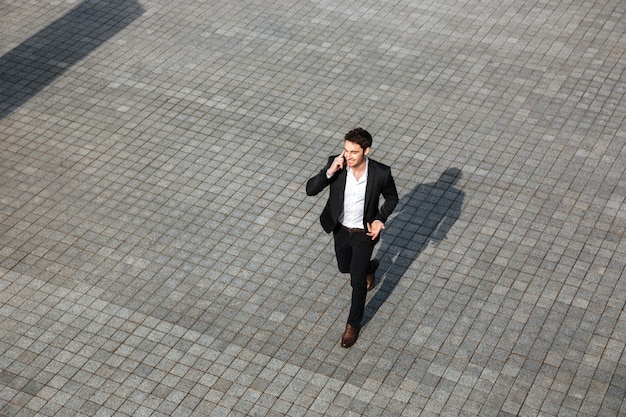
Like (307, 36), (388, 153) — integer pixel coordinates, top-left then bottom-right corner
(364, 147), (371, 156)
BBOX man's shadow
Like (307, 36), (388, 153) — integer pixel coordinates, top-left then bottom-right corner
(363, 167), (465, 324)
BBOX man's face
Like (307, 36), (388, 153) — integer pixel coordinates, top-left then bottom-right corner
(343, 140), (370, 169)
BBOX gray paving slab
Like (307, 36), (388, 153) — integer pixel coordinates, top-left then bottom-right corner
(1, 0), (626, 416)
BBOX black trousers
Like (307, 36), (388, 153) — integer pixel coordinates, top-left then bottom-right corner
(333, 226), (378, 327)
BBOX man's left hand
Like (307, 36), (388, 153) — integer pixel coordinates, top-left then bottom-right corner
(366, 220), (385, 240)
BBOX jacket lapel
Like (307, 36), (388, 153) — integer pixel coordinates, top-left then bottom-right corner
(336, 167), (347, 211)
(364, 161), (374, 223)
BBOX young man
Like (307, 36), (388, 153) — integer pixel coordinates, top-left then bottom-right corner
(306, 128), (399, 347)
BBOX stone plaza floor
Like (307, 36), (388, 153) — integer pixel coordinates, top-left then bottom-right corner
(1, 0), (625, 416)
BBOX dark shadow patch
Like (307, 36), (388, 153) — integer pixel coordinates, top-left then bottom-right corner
(364, 167), (465, 324)
(0, 0), (144, 119)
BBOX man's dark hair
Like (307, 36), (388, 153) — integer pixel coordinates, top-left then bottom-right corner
(344, 128), (372, 150)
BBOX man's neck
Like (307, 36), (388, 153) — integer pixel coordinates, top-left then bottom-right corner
(349, 159), (368, 181)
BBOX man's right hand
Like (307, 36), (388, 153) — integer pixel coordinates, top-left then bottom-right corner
(327, 153), (346, 177)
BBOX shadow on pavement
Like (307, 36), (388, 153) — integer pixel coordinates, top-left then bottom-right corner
(363, 167), (465, 325)
(0, 0), (144, 119)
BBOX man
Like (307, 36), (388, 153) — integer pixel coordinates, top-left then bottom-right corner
(306, 128), (399, 348)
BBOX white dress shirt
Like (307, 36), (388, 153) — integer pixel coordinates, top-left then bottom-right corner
(339, 159), (368, 229)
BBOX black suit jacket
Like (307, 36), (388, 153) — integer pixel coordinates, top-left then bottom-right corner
(306, 156), (399, 234)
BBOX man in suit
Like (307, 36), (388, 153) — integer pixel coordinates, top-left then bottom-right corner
(306, 128), (399, 347)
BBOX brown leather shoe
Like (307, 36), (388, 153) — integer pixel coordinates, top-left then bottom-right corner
(341, 324), (359, 348)
(366, 259), (380, 291)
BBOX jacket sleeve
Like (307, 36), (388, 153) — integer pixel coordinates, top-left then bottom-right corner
(306, 156), (335, 196)
(374, 167), (399, 224)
